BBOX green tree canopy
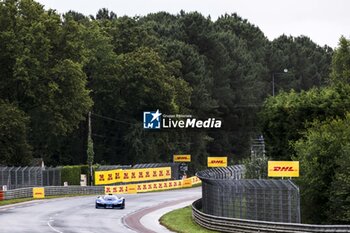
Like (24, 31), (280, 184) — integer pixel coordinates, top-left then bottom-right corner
(330, 36), (350, 84)
(260, 84), (350, 160)
(294, 114), (350, 224)
(0, 100), (31, 165)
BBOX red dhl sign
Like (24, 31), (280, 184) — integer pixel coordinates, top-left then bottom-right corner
(268, 161), (299, 177)
(173, 155), (191, 162)
(208, 157), (227, 167)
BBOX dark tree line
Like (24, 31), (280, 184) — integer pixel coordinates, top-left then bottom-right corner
(260, 37), (350, 224)
(0, 0), (332, 171)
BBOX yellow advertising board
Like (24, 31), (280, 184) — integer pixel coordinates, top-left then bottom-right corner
(182, 178), (192, 188)
(190, 176), (201, 185)
(104, 177), (200, 195)
(127, 184), (137, 194)
(95, 167), (172, 185)
(33, 187), (45, 198)
(173, 154), (191, 162)
(95, 169), (122, 185)
(105, 185), (128, 194)
(208, 157), (227, 167)
(268, 161), (299, 177)
(136, 180), (183, 193)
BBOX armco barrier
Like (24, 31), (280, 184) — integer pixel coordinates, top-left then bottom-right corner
(192, 199), (350, 233)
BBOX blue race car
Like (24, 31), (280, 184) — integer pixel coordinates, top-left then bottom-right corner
(95, 194), (125, 209)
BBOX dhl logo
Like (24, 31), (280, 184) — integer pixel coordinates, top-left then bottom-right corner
(174, 155), (191, 162)
(272, 166), (296, 171)
(209, 160), (224, 164)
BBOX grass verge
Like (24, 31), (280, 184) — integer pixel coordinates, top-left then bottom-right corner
(160, 206), (218, 233)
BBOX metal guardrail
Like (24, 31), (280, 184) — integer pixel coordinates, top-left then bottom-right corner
(3, 186), (104, 200)
(192, 199), (350, 233)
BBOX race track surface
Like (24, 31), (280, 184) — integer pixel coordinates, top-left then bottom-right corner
(0, 187), (201, 233)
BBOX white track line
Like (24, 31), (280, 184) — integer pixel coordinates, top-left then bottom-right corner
(47, 218), (63, 233)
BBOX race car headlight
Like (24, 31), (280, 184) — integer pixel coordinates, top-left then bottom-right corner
(96, 199), (103, 204)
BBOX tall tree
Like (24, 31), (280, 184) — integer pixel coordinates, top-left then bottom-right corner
(0, 0), (92, 164)
(294, 114), (350, 224)
(0, 100), (31, 165)
(330, 36), (350, 84)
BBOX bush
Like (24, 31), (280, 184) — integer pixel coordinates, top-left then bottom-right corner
(61, 166), (83, 185)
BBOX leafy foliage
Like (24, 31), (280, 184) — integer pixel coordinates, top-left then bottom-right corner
(260, 85), (350, 160)
(294, 115), (350, 224)
(330, 36), (350, 84)
(0, 100), (31, 165)
(60, 165), (83, 185)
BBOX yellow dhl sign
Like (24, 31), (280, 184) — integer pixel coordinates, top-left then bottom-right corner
(173, 154), (191, 162)
(105, 180), (183, 194)
(208, 157), (227, 167)
(190, 176), (201, 185)
(268, 161), (299, 177)
(182, 178), (192, 188)
(33, 187), (45, 198)
(95, 167), (171, 185)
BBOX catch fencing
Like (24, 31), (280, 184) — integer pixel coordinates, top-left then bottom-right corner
(0, 166), (61, 190)
(3, 186), (104, 200)
(197, 165), (300, 223)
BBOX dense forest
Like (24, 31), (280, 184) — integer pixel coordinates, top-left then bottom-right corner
(0, 0), (333, 168)
(2, 0), (350, 224)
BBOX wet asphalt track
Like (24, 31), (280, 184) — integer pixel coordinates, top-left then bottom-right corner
(0, 187), (201, 233)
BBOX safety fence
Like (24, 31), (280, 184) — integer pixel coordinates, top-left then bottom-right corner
(192, 199), (350, 233)
(197, 165), (300, 223)
(2, 186), (104, 200)
(197, 165), (245, 180)
(0, 166), (61, 190)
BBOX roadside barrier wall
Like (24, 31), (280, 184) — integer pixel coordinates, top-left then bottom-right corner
(1, 176), (201, 200)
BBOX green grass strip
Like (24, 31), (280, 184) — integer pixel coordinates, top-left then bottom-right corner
(160, 206), (218, 233)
